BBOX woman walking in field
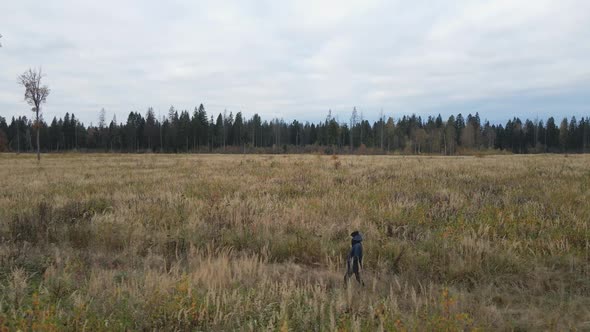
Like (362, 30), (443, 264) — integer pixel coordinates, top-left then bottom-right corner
(344, 231), (364, 286)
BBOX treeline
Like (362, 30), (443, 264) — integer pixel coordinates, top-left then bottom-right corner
(0, 105), (589, 154)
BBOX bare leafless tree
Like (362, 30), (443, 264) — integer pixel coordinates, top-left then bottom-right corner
(18, 68), (50, 162)
(350, 107), (357, 152)
(380, 108), (385, 151)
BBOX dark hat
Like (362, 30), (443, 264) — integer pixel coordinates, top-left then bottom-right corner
(350, 231), (359, 237)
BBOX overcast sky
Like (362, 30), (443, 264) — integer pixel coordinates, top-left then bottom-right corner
(1, 0), (589, 125)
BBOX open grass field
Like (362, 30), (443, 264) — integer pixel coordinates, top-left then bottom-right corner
(0, 153), (589, 331)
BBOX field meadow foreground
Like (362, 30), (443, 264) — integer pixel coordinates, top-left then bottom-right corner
(0, 153), (589, 331)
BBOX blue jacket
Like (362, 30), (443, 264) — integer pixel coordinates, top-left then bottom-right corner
(349, 233), (363, 265)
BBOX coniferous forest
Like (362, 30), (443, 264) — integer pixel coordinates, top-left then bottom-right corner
(1, 105), (589, 154)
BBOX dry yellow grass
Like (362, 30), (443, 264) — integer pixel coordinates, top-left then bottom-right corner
(0, 153), (589, 330)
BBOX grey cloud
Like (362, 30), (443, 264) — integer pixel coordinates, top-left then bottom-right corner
(0, 0), (589, 125)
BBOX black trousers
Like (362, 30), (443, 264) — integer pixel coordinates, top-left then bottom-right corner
(344, 256), (363, 285)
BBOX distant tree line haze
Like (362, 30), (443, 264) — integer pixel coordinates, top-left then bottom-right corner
(1, 107), (588, 154)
